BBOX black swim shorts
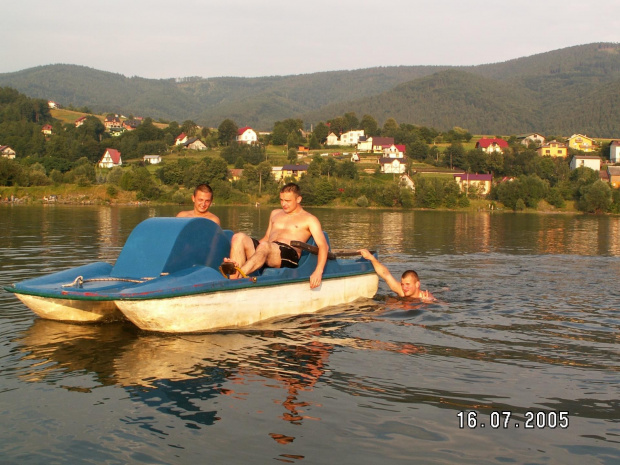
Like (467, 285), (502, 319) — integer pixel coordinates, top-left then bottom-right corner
(250, 238), (300, 268)
(274, 241), (300, 268)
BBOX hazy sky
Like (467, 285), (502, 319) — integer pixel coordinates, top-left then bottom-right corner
(2, 0), (618, 79)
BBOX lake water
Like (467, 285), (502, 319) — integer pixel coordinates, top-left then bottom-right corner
(0, 205), (618, 465)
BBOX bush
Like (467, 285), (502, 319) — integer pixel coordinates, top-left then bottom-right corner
(578, 180), (612, 213)
(106, 185), (118, 197)
(356, 195), (369, 207)
(515, 198), (526, 211)
(546, 187), (565, 208)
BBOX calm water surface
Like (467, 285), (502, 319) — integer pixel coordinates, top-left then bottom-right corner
(0, 205), (618, 465)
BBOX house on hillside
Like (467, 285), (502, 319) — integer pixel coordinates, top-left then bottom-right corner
(184, 138), (207, 150)
(400, 174), (415, 191)
(41, 124), (53, 136)
(143, 155), (161, 164)
(297, 146), (310, 158)
(379, 157), (406, 174)
(371, 137), (395, 153)
(570, 155), (600, 171)
(98, 148), (122, 168)
(608, 166), (620, 188)
(75, 116), (87, 127)
(339, 130), (365, 146)
(237, 127), (257, 145)
(279, 164), (308, 180)
(356, 135), (370, 152)
(383, 144), (405, 158)
(104, 115), (122, 130)
(48, 100), (61, 109)
(537, 140), (567, 158)
(453, 173), (493, 195)
(0, 146), (16, 159)
(175, 133), (189, 146)
(476, 138), (508, 154)
(610, 140), (620, 163)
(517, 133), (546, 146)
(229, 169), (244, 182)
(271, 166), (284, 181)
(568, 134), (596, 152)
(123, 119), (141, 131)
(326, 132), (340, 146)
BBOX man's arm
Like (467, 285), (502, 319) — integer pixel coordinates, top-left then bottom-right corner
(308, 217), (328, 289)
(358, 249), (404, 297)
(259, 210), (277, 243)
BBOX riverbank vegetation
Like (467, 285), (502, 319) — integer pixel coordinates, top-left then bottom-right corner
(1, 87), (619, 214)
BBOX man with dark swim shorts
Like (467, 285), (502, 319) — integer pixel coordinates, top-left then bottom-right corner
(223, 183), (328, 288)
(246, 238), (300, 268)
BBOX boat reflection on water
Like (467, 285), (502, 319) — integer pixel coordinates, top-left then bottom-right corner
(13, 305), (382, 434)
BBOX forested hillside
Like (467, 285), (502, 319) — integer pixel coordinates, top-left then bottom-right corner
(1, 43), (619, 136)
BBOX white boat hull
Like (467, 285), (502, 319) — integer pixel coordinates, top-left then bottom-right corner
(14, 294), (123, 323)
(115, 273), (379, 333)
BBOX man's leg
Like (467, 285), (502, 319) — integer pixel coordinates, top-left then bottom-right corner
(229, 233), (257, 268)
(239, 242), (282, 276)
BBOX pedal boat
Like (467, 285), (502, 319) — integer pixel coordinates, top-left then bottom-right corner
(5, 217), (379, 333)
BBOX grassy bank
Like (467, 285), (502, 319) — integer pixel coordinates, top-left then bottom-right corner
(0, 184), (580, 214)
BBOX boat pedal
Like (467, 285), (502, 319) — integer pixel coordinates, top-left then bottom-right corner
(219, 262), (248, 279)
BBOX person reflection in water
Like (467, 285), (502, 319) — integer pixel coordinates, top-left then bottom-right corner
(358, 249), (435, 302)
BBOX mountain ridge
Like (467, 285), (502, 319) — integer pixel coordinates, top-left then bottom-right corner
(1, 43), (619, 136)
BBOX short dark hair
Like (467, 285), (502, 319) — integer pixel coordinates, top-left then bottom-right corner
(194, 184), (213, 196)
(401, 270), (419, 282)
(280, 182), (301, 196)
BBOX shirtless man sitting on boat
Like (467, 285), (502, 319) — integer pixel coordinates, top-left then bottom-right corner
(222, 182), (328, 289)
(176, 184), (220, 225)
(358, 249), (435, 302)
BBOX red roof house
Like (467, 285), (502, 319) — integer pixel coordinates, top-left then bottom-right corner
(236, 127), (257, 145)
(98, 148), (122, 168)
(175, 133), (188, 145)
(476, 138), (509, 154)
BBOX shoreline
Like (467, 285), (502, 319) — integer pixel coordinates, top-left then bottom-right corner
(0, 185), (592, 215)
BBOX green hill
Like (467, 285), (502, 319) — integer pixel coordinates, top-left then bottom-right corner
(1, 43), (619, 136)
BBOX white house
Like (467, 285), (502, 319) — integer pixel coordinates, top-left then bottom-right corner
(610, 140), (620, 163)
(98, 148), (122, 168)
(379, 157), (406, 174)
(518, 133), (546, 146)
(143, 155), (162, 164)
(570, 155), (601, 171)
(237, 127), (258, 145)
(326, 132), (340, 146)
(356, 136), (372, 152)
(383, 144), (405, 158)
(0, 145), (16, 159)
(174, 133), (189, 146)
(339, 130), (365, 146)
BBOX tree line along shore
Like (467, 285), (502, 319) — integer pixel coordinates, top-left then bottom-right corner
(1, 87), (618, 214)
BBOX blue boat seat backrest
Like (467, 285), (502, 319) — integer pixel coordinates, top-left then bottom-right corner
(111, 217), (231, 279)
